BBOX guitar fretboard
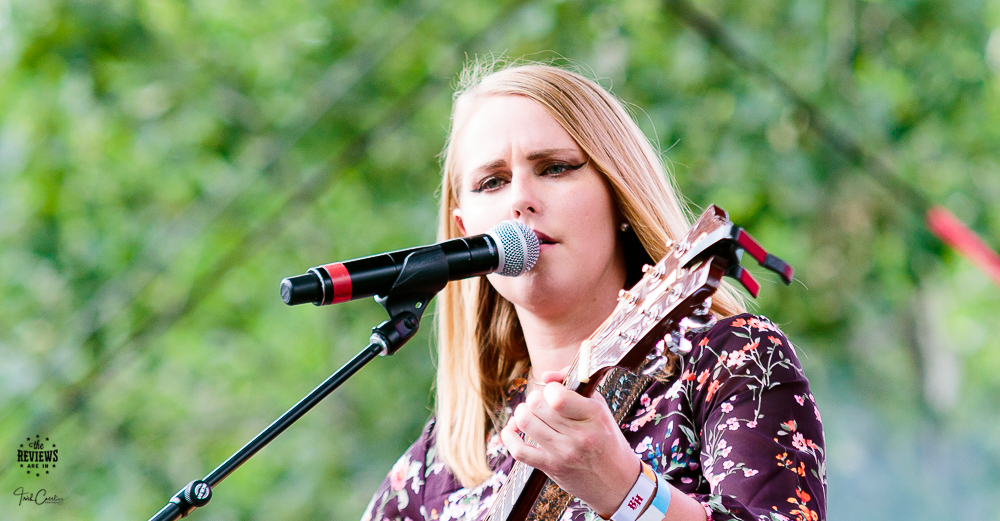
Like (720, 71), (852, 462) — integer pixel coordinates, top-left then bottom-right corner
(486, 459), (534, 521)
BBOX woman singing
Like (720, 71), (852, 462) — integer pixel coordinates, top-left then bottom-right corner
(361, 61), (826, 521)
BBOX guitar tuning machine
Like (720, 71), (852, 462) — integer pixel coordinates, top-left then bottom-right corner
(641, 339), (667, 376)
(640, 304), (663, 323)
(618, 329), (638, 344)
(680, 314), (717, 335)
(617, 289), (639, 307)
(692, 297), (713, 316)
(642, 263), (666, 279)
(664, 329), (692, 355)
(665, 311), (719, 355)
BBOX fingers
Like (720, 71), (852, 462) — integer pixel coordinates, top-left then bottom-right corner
(538, 381), (600, 422)
(513, 399), (557, 444)
(505, 384), (610, 463)
(500, 412), (548, 467)
(501, 391), (644, 517)
(503, 400), (595, 470)
(540, 368), (567, 384)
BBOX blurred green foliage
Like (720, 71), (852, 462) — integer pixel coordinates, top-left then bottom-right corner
(1, 0), (999, 519)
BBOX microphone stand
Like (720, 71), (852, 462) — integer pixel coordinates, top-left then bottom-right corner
(147, 248), (450, 520)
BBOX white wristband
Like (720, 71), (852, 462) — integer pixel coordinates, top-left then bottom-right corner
(609, 462), (657, 521)
(636, 472), (671, 521)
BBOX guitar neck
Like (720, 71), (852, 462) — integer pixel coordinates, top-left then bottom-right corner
(484, 368), (582, 521)
(487, 461), (546, 521)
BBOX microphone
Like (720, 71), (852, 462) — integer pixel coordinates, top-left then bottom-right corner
(280, 220), (540, 306)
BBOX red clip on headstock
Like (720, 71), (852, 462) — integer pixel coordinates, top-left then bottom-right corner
(732, 228), (795, 283)
(726, 227), (794, 297)
(727, 265), (761, 298)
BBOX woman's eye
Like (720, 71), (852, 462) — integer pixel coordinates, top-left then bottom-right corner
(473, 176), (506, 193)
(547, 163), (570, 175)
(544, 161), (587, 176)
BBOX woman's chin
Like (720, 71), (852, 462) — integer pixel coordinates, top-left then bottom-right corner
(493, 278), (577, 317)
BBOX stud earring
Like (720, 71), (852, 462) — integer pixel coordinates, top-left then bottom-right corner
(619, 222), (630, 232)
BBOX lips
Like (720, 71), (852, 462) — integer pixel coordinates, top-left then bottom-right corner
(534, 230), (557, 245)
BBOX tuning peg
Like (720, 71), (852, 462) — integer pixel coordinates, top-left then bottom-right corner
(642, 263), (665, 280)
(679, 314), (717, 335)
(641, 305), (662, 321)
(618, 330), (638, 344)
(617, 289), (638, 306)
(665, 314), (718, 357)
(641, 339), (667, 376)
(642, 263), (665, 279)
(664, 330), (692, 355)
(666, 284), (682, 302)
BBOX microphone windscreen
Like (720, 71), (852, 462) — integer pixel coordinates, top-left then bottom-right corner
(488, 221), (540, 276)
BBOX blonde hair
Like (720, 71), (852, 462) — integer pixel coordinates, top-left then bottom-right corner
(433, 60), (746, 487)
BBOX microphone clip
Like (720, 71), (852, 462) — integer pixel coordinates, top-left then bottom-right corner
(370, 246), (449, 356)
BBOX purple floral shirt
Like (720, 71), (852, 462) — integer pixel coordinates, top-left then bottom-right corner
(362, 314), (826, 521)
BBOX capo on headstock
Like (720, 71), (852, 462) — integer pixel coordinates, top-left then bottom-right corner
(732, 228), (795, 284)
(724, 227), (794, 298)
(727, 265), (761, 298)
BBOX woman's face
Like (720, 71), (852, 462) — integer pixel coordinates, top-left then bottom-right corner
(451, 94), (627, 320)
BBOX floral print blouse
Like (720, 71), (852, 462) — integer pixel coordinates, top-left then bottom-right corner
(362, 314), (827, 521)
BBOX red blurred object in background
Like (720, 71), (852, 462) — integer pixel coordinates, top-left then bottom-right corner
(926, 206), (1000, 288)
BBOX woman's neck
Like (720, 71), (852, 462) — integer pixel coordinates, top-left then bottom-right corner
(515, 294), (620, 378)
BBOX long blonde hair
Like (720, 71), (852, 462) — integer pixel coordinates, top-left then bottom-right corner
(433, 60), (746, 487)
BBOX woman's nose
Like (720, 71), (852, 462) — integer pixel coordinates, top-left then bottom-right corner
(508, 171), (541, 219)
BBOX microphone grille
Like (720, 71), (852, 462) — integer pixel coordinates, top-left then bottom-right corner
(487, 221), (540, 277)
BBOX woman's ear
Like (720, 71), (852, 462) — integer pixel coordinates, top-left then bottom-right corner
(452, 207), (467, 236)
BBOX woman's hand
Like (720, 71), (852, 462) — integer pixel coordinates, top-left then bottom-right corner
(499, 369), (639, 517)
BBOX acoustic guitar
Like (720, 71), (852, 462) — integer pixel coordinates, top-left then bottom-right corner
(486, 204), (794, 521)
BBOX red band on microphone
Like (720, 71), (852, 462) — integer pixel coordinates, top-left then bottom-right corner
(320, 263), (353, 304)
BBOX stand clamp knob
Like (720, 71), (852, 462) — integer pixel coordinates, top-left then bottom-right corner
(169, 480), (213, 517)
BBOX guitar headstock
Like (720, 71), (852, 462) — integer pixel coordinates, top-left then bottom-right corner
(564, 205), (794, 392)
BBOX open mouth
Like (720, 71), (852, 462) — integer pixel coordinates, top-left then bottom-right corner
(534, 231), (557, 245)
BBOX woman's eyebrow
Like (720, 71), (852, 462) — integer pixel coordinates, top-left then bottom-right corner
(470, 148), (581, 174)
(526, 148), (580, 160)
(473, 158), (508, 172)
